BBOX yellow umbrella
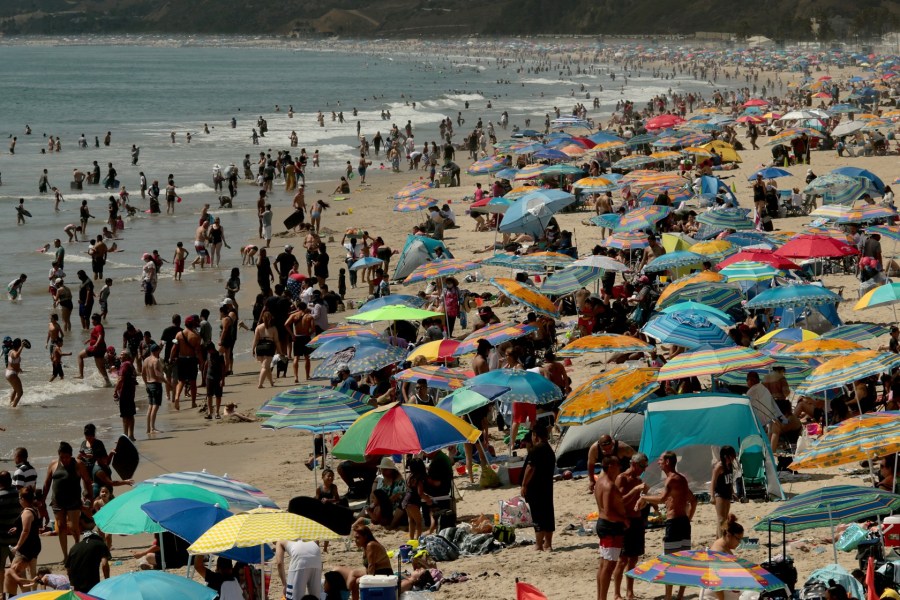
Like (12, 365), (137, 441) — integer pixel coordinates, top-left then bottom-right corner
(189, 508), (341, 554)
(681, 147), (714, 158)
(661, 232), (695, 253)
(649, 151), (683, 161)
(657, 271), (724, 306)
(753, 328), (819, 346)
(854, 113), (879, 121)
(488, 277), (560, 318)
(781, 338), (864, 359)
(558, 367), (658, 425)
(697, 108), (721, 114)
(593, 140), (628, 151)
(700, 140), (742, 163)
(690, 240), (738, 259)
(558, 333), (653, 357)
(790, 413), (900, 470)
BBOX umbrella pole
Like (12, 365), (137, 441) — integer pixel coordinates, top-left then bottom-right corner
(260, 543), (266, 600)
(829, 503), (838, 564)
(160, 533), (167, 570)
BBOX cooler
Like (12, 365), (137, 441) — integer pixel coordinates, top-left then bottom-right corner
(498, 458), (525, 486)
(359, 575), (398, 600)
(883, 516), (900, 548)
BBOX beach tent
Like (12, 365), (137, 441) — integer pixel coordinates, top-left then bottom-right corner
(555, 412), (644, 469)
(638, 394), (784, 499)
(700, 140), (742, 163)
(392, 235), (454, 281)
(696, 176), (739, 207)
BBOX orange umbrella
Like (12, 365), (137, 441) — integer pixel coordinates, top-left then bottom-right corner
(488, 277), (560, 318)
(781, 338), (865, 359)
(558, 334), (653, 356)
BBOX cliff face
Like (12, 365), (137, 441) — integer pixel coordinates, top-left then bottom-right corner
(0, 0), (897, 38)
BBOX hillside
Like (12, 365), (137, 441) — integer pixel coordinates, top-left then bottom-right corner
(0, 0), (897, 39)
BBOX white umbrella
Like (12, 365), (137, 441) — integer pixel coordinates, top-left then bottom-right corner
(780, 109), (830, 121)
(832, 121), (865, 137)
(573, 255), (631, 272)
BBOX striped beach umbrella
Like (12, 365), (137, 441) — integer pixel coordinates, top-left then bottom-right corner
(656, 283), (743, 313)
(466, 369), (563, 404)
(717, 355), (814, 389)
(658, 301), (735, 328)
(573, 176), (621, 192)
(489, 277), (560, 317)
(754, 486), (900, 533)
(781, 338), (865, 359)
(642, 313), (732, 350)
(256, 386), (372, 433)
(820, 323), (890, 343)
(503, 185), (540, 200)
(628, 550), (785, 593)
(592, 140), (628, 152)
(644, 251), (705, 273)
(614, 206), (672, 232)
(867, 226), (900, 243)
(393, 365), (473, 390)
(573, 255), (631, 272)
(719, 261), (780, 282)
(452, 323), (538, 356)
(590, 213), (622, 229)
(310, 342), (408, 379)
(403, 258), (480, 285)
(613, 155), (658, 169)
(558, 367), (659, 426)
(690, 240), (739, 260)
(308, 325), (380, 347)
(658, 345), (774, 381)
(540, 265), (603, 295)
(141, 473), (277, 512)
(406, 339), (461, 363)
(746, 285), (842, 309)
(657, 271), (725, 306)
(356, 295), (425, 314)
(855, 282), (900, 312)
(513, 163), (548, 180)
(466, 155), (507, 175)
(604, 231), (650, 250)
(718, 248), (801, 270)
(394, 196), (438, 212)
(189, 508), (341, 554)
(696, 208), (755, 231)
(788, 416), (900, 470)
(558, 333), (653, 357)
(796, 351), (900, 395)
(753, 327), (819, 347)
(309, 336), (397, 360)
(394, 181), (433, 199)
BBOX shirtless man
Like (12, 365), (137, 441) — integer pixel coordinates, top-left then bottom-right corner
(285, 302), (315, 383)
(140, 343), (164, 434)
(613, 453), (650, 600)
(540, 352), (570, 395)
(587, 435), (636, 492)
(595, 456), (628, 600)
(46, 313), (64, 351)
(304, 231), (321, 278)
(191, 222), (209, 269)
(638, 451), (697, 600)
(637, 233), (666, 273)
(91, 235), (108, 281)
(171, 315), (203, 410)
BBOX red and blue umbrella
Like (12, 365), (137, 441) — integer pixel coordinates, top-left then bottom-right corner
(394, 196), (438, 212)
(403, 258), (480, 285)
(614, 206), (672, 232)
(628, 550), (786, 592)
(394, 181), (433, 199)
(452, 323), (538, 356)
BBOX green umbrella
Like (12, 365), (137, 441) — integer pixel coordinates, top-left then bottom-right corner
(94, 483), (229, 535)
(436, 384), (511, 416)
(347, 305), (442, 323)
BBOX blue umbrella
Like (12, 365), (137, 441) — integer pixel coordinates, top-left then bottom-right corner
(747, 167), (791, 180)
(494, 167), (520, 180)
(643, 251), (705, 273)
(588, 131), (625, 145)
(657, 283), (744, 313)
(91, 571), (217, 600)
(513, 142), (545, 155)
(311, 341), (407, 379)
(820, 323), (890, 343)
(829, 104), (857, 114)
(357, 294), (425, 313)
(831, 166), (885, 193)
(498, 189), (577, 237)
(437, 384), (511, 415)
(724, 232), (777, 249)
(642, 313), (733, 350)
(540, 265), (603, 295)
(745, 284), (842, 309)
(141, 499), (274, 564)
(349, 256), (383, 271)
(309, 336), (395, 360)
(533, 148), (569, 161)
(465, 369), (563, 404)
(657, 301), (735, 328)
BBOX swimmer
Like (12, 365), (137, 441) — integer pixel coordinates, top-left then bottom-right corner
(7, 274), (26, 301)
(173, 242), (188, 281)
(241, 245), (259, 266)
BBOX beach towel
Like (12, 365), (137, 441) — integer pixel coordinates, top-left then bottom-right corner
(423, 534), (459, 562)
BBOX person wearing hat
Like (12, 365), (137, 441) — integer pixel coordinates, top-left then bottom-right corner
(369, 457), (406, 529)
(333, 364), (357, 394)
(141, 343), (164, 434)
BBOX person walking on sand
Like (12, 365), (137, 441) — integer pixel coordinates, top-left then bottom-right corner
(42, 442), (93, 561)
(171, 315), (203, 410)
(613, 453), (650, 600)
(638, 451), (697, 600)
(113, 350), (137, 441)
(141, 343), (164, 434)
(252, 311), (280, 389)
(286, 301), (315, 382)
(595, 455), (627, 600)
(204, 343), (225, 420)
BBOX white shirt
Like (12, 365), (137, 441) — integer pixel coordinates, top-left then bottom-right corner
(746, 382), (782, 425)
(282, 540), (322, 600)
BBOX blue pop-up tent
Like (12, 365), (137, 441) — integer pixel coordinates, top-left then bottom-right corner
(392, 235), (454, 281)
(639, 393), (784, 499)
(697, 176), (738, 207)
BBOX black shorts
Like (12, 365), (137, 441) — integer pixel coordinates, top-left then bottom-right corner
(177, 356), (198, 382)
(146, 382), (163, 406)
(293, 336), (312, 357)
(52, 363), (64, 378)
(622, 517), (646, 557)
(207, 380), (223, 398)
(664, 516), (692, 553)
(79, 302), (94, 319)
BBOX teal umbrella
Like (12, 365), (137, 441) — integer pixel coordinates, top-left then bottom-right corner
(657, 301), (735, 328)
(257, 385), (373, 432)
(820, 323), (890, 343)
(540, 265), (603, 295)
(696, 208), (755, 231)
(90, 571), (217, 600)
(644, 251), (705, 273)
(94, 483), (228, 535)
(436, 384), (511, 416)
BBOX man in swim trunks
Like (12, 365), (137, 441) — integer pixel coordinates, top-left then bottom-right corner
(613, 453), (650, 600)
(192, 223), (209, 269)
(595, 455), (627, 600)
(285, 301), (315, 383)
(638, 451), (696, 600)
(171, 315), (203, 411)
(173, 242), (188, 281)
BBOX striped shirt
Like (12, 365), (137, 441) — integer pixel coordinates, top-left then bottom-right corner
(13, 461), (37, 489)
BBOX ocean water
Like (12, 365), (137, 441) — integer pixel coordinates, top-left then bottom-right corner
(0, 42), (709, 463)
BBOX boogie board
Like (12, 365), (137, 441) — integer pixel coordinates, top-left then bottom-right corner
(283, 210), (305, 230)
(20, 210), (32, 218)
(111, 434), (140, 480)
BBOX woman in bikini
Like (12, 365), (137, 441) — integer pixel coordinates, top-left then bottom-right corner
(335, 525), (393, 600)
(6, 338), (25, 407)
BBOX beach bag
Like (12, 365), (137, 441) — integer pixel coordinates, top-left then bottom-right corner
(836, 523), (868, 552)
(422, 534), (459, 562)
(499, 495), (533, 528)
(492, 524), (516, 544)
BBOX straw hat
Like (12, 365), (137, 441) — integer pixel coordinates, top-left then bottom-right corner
(378, 457), (398, 471)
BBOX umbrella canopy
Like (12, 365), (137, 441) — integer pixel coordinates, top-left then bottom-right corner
(820, 323), (890, 343)
(604, 231), (650, 250)
(696, 209), (755, 231)
(657, 302), (735, 328)
(781, 338), (864, 359)
(572, 255), (631, 272)
(789, 413), (900, 470)
(394, 181), (433, 199)
(747, 167), (792, 180)
(573, 176), (621, 192)
(403, 258), (480, 285)
(349, 257), (383, 272)
(452, 323), (538, 356)
(407, 339), (460, 363)
(331, 403), (479, 461)
(467, 155), (507, 175)
(754, 486), (900, 533)
(658, 346), (774, 381)
(796, 351), (900, 395)
(689, 240), (739, 260)
(557, 334), (653, 357)
(498, 189), (576, 237)
(436, 384), (511, 416)
(657, 271), (725, 307)
(831, 166), (885, 193)
(310, 342), (407, 379)
(540, 265), (603, 295)
(94, 483), (229, 535)
(256, 386), (372, 433)
(614, 206), (672, 233)
(745, 285), (843, 309)
(645, 114), (686, 130)
(718, 249), (801, 270)
(12, 594), (100, 600)
(644, 251), (705, 273)
(393, 197), (438, 213)
(558, 367), (658, 426)
(141, 499), (274, 564)
(656, 282), (743, 313)
(393, 365), (473, 390)
(628, 550), (785, 592)
(719, 261), (780, 282)
(856, 283), (900, 311)
(356, 295), (424, 315)
(307, 325), (380, 347)
(753, 328), (819, 346)
(141, 472), (276, 512)
(489, 277), (560, 318)
(90, 572), (217, 600)
(466, 369), (564, 404)
(642, 313), (732, 350)
(189, 508), (341, 554)
(717, 356), (814, 389)
(348, 305), (442, 323)
(309, 336), (396, 360)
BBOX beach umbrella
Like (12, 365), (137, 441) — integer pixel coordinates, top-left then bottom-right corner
(503, 185), (540, 200)
(695, 209), (755, 231)
(642, 312), (732, 350)
(90, 571), (218, 600)
(141, 499), (274, 564)
(356, 295), (424, 315)
(393, 196), (438, 212)
(141, 472), (276, 512)
(94, 483), (229, 536)
(467, 155), (507, 175)
(436, 384), (510, 416)
(868, 225), (900, 242)
(627, 550), (785, 593)
(725, 232), (777, 249)
(689, 240), (739, 260)
(573, 176), (621, 192)
(634, 186), (693, 206)
(832, 121), (866, 137)
(494, 167), (520, 180)
(656, 271), (725, 306)
(753, 328), (819, 346)
(796, 351), (900, 395)
(645, 114), (685, 130)
(349, 256), (383, 271)
(614, 206), (672, 232)
(348, 305), (442, 323)
(804, 173), (872, 195)
(592, 140), (628, 152)
(452, 323), (538, 356)
(407, 339), (461, 363)
(558, 367), (658, 426)
(717, 355), (814, 389)
(855, 283), (900, 320)
(466, 369), (563, 404)
(471, 195), (511, 214)
(498, 189), (576, 237)
(12, 593), (100, 600)
(743, 98), (769, 107)
(310, 342), (407, 379)
(657, 302), (735, 328)
(307, 325), (379, 347)
(612, 155), (658, 170)
(789, 414), (900, 471)
(656, 282), (743, 313)
(588, 131), (626, 144)
(189, 507), (341, 552)
(831, 167), (885, 193)
(513, 163), (547, 179)
(540, 265), (603, 295)
(781, 338), (864, 359)
(604, 231), (649, 250)
(572, 255), (631, 272)
(719, 260), (780, 282)
(331, 403), (479, 461)
(403, 258), (480, 285)
(680, 146), (715, 158)
(806, 565), (866, 600)
(256, 385), (372, 432)
(745, 285), (842, 309)
(747, 167), (791, 180)
(820, 323), (890, 343)
(644, 251), (705, 273)
(393, 365), (473, 390)
(533, 148), (568, 162)
(658, 345), (774, 381)
(481, 252), (573, 271)
(700, 140), (742, 163)
(718, 249), (801, 270)
(394, 181), (432, 199)
(558, 334), (653, 357)
(541, 164), (585, 176)
(626, 133), (658, 146)
(488, 277), (560, 318)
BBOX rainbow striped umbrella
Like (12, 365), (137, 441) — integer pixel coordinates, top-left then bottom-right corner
(656, 283), (743, 312)
(590, 213), (622, 229)
(558, 334), (653, 357)
(403, 258), (480, 285)
(614, 206), (672, 232)
(514, 163), (548, 180)
(717, 355), (814, 388)
(466, 155), (507, 175)
(835, 205), (898, 224)
(489, 277), (560, 318)
(867, 226), (900, 243)
(634, 186), (693, 206)
(308, 325), (380, 347)
(719, 260), (781, 282)
(820, 323), (890, 343)
(657, 271), (725, 306)
(592, 140), (628, 152)
(658, 346), (774, 381)
(540, 265), (603, 295)
(642, 313), (733, 350)
(332, 402), (479, 461)
(393, 365), (473, 390)
(558, 367), (659, 426)
(788, 415), (900, 470)
(690, 240), (739, 260)
(256, 386), (373, 433)
(452, 323), (538, 356)
(394, 181), (432, 199)
(620, 171), (682, 185)
(781, 338), (865, 359)
(406, 339), (461, 363)
(394, 196), (438, 212)
(612, 155), (659, 169)
(627, 550), (786, 592)
(648, 150), (683, 161)
(604, 231), (650, 250)
(14, 592), (101, 600)
(696, 209), (755, 231)
(503, 185), (540, 200)
(796, 351), (900, 395)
